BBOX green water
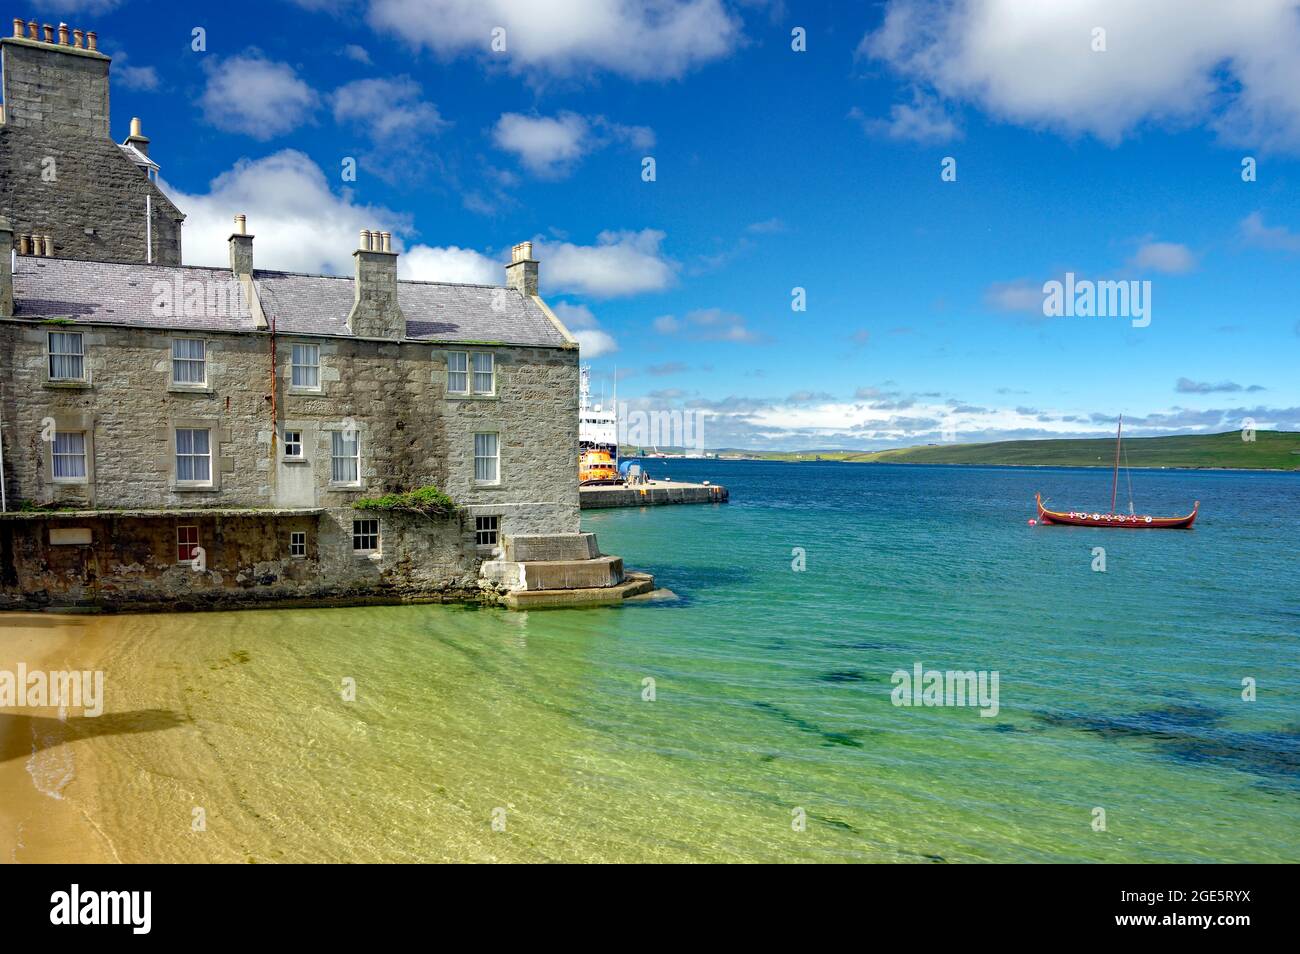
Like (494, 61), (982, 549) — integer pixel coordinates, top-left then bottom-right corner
(26, 462), (1300, 862)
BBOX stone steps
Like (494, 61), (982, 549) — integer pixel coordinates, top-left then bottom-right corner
(479, 532), (651, 609)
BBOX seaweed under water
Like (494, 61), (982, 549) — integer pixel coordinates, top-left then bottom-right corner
(1035, 702), (1300, 789)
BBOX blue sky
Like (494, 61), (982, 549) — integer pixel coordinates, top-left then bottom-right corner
(41, 0), (1300, 448)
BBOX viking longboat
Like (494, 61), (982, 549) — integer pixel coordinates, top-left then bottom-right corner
(1034, 416), (1199, 529)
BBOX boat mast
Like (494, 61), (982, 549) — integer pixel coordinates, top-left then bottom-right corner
(1110, 414), (1123, 514)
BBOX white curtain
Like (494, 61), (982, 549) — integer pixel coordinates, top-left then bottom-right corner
(48, 332), (84, 380)
(172, 338), (206, 384)
(176, 428), (211, 482)
(52, 432), (86, 478)
(474, 433), (498, 482)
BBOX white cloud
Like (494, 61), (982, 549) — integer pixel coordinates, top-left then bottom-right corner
(1239, 211), (1300, 252)
(166, 152), (674, 298)
(861, 0), (1300, 152)
(366, 0), (742, 80)
(115, 65), (159, 91)
(399, 245), (498, 284)
(984, 279), (1044, 313)
(331, 76), (447, 140)
(165, 150), (401, 274)
(342, 44), (372, 64)
(166, 149), (496, 283)
(1130, 241), (1196, 274)
(540, 229), (675, 297)
(851, 92), (960, 143)
(553, 302), (618, 357)
(32, 0), (121, 11)
(492, 111), (654, 178)
(653, 307), (764, 343)
(493, 112), (589, 177)
(200, 54), (320, 140)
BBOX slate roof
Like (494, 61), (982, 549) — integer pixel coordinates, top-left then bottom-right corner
(10, 256), (574, 349)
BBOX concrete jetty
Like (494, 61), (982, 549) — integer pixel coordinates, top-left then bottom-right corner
(579, 480), (729, 509)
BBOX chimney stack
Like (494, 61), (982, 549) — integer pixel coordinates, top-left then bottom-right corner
(0, 217), (13, 318)
(346, 227), (405, 339)
(125, 115), (151, 157)
(505, 241), (539, 297)
(229, 214), (253, 276)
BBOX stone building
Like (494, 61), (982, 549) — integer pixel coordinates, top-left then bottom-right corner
(0, 18), (183, 265)
(0, 16), (638, 610)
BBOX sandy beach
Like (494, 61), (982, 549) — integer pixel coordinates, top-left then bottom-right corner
(0, 613), (119, 863)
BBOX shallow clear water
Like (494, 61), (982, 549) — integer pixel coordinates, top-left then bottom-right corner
(13, 461), (1300, 862)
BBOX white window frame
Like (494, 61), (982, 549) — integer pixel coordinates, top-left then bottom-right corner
(291, 343), (321, 390)
(51, 431), (88, 483)
(175, 427), (213, 485)
(170, 337), (207, 386)
(352, 518), (379, 554)
(471, 352), (495, 395)
(47, 330), (85, 381)
(475, 515), (499, 546)
(289, 531), (306, 558)
(331, 430), (360, 485)
(473, 432), (500, 485)
(283, 430), (304, 459)
(447, 351), (468, 394)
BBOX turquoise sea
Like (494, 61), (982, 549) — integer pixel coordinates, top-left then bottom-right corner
(6, 460), (1298, 862)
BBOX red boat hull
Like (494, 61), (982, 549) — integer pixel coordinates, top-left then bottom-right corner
(1035, 494), (1197, 529)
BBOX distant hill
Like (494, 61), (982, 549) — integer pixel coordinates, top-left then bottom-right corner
(708, 430), (1300, 470)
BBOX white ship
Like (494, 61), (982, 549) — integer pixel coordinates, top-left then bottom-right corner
(579, 365), (618, 455)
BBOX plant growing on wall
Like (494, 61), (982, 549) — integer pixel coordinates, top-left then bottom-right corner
(353, 485), (456, 518)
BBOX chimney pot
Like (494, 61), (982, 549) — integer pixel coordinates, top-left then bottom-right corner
(72, 28), (83, 48)
(43, 234), (53, 257)
(86, 31), (97, 51)
(12, 18), (22, 38)
(381, 231), (392, 252)
(130, 116), (143, 138)
(359, 229), (372, 251)
(42, 24), (53, 43)
(58, 23), (68, 45)
(26, 21), (37, 40)
(234, 213), (247, 235)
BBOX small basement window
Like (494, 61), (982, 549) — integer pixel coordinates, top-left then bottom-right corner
(176, 525), (199, 564)
(284, 430), (303, 458)
(289, 531), (306, 557)
(475, 515), (499, 546)
(352, 519), (379, 554)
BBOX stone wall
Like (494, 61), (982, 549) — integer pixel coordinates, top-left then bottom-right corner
(0, 38), (185, 265)
(1, 39), (110, 138)
(0, 509), (486, 611)
(0, 319), (580, 607)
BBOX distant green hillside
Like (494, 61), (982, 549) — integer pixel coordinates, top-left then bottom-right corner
(715, 431), (1300, 470)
